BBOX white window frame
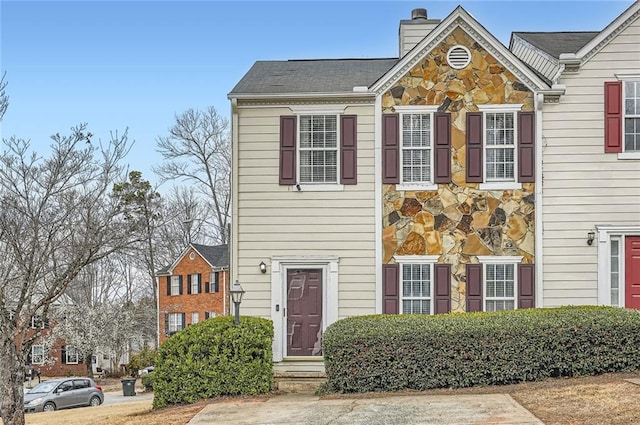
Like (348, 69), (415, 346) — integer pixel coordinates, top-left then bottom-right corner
(596, 225), (640, 306)
(610, 236), (622, 307)
(615, 75), (640, 159)
(170, 275), (180, 296)
(290, 105), (345, 191)
(623, 80), (640, 155)
(478, 104), (523, 190)
(396, 105), (438, 191)
(190, 273), (199, 294)
(168, 313), (183, 333)
(477, 256), (523, 312)
(30, 315), (44, 329)
(395, 255), (438, 315)
(191, 312), (199, 325)
(65, 346), (79, 364)
(32, 345), (44, 365)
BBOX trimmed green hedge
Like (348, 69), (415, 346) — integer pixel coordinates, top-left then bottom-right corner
(153, 316), (274, 408)
(323, 306), (640, 393)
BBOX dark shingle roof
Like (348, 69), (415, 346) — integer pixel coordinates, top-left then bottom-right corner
(229, 59), (399, 95)
(192, 243), (229, 268)
(513, 32), (599, 59)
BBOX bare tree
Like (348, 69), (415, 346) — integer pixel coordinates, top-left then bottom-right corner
(0, 124), (136, 425)
(154, 107), (231, 244)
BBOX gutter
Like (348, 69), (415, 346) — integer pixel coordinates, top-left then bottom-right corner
(228, 90), (375, 101)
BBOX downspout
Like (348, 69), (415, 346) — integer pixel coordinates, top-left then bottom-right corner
(534, 92), (544, 308)
(374, 94), (383, 313)
(230, 98), (239, 314)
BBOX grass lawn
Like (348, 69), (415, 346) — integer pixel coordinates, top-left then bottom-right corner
(18, 371), (640, 424)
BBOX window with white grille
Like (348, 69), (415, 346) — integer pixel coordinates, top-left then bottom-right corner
(299, 115), (338, 183)
(624, 81), (640, 151)
(485, 112), (516, 181)
(401, 113), (432, 183)
(485, 263), (516, 311)
(400, 263), (433, 314)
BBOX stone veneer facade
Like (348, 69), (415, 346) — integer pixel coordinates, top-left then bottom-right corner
(382, 27), (535, 312)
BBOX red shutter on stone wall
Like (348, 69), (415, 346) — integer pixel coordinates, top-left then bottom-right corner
(518, 264), (535, 309)
(434, 264), (451, 314)
(383, 264), (399, 314)
(518, 111), (535, 183)
(604, 81), (623, 153)
(433, 113), (451, 184)
(382, 114), (400, 184)
(340, 115), (357, 184)
(466, 112), (483, 183)
(280, 116), (297, 184)
(466, 264), (483, 312)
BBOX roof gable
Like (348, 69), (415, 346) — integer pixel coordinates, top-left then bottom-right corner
(571, 0), (640, 64)
(157, 243), (229, 275)
(371, 6), (550, 94)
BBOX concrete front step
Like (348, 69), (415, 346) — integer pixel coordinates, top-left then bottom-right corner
(276, 377), (326, 393)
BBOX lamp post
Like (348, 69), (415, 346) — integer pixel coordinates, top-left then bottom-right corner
(230, 281), (245, 325)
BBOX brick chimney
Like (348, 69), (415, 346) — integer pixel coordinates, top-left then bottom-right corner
(399, 8), (441, 57)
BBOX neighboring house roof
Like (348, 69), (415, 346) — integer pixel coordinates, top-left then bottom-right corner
(512, 32), (598, 59)
(228, 59), (398, 96)
(156, 243), (229, 275)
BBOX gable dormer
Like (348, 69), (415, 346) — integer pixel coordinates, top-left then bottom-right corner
(399, 8), (441, 58)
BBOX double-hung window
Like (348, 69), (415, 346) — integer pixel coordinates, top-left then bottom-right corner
(401, 113), (432, 185)
(32, 345), (44, 365)
(191, 312), (199, 325)
(395, 256), (438, 315)
(190, 274), (199, 294)
(485, 111), (516, 182)
(170, 276), (180, 296)
(624, 81), (640, 152)
(168, 313), (183, 333)
(299, 115), (338, 184)
(65, 346), (79, 364)
(477, 256), (521, 312)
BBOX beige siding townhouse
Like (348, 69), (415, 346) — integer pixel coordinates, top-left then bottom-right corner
(511, 0), (640, 308)
(228, 5), (571, 374)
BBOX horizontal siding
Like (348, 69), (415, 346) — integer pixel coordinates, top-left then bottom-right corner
(235, 104), (377, 319)
(541, 18), (640, 308)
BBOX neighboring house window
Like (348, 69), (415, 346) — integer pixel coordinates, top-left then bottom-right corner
(32, 345), (44, 365)
(299, 115), (338, 184)
(401, 113), (432, 184)
(31, 315), (43, 329)
(191, 312), (199, 325)
(383, 256), (451, 315)
(189, 273), (200, 294)
(63, 346), (79, 364)
(208, 271), (220, 293)
(624, 81), (640, 152)
(466, 107), (534, 187)
(166, 313), (185, 334)
(400, 263), (432, 314)
(170, 276), (180, 296)
(205, 311), (216, 319)
(610, 237), (621, 306)
(466, 256), (535, 312)
(485, 112), (515, 181)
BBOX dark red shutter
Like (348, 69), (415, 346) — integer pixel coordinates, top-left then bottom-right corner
(382, 114), (400, 184)
(178, 276), (183, 295)
(187, 274), (192, 294)
(466, 112), (483, 183)
(518, 264), (535, 309)
(166, 276), (171, 296)
(340, 115), (357, 184)
(433, 113), (451, 184)
(280, 116), (297, 184)
(466, 264), (483, 312)
(197, 274), (202, 294)
(604, 81), (622, 153)
(383, 264), (399, 314)
(518, 111), (535, 183)
(434, 264), (451, 314)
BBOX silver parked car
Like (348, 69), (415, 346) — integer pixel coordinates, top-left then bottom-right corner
(24, 377), (103, 413)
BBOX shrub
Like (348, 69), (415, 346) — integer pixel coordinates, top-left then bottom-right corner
(323, 306), (640, 393)
(141, 371), (155, 391)
(127, 347), (158, 377)
(152, 316), (274, 408)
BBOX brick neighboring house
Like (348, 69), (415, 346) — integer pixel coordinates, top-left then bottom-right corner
(156, 243), (229, 344)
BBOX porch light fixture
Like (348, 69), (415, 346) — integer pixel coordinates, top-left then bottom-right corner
(587, 231), (595, 246)
(230, 281), (245, 325)
(259, 261), (267, 274)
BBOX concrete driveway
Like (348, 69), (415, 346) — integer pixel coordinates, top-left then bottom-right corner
(102, 391), (154, 405)
(188, 392), (543, 425)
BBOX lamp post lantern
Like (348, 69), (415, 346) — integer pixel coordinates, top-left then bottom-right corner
(230, 281), (245, 325)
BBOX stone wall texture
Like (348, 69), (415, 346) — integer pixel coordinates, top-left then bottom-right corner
(382, 27), (535, 312)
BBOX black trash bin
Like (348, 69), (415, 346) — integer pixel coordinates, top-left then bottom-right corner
(121, 378), (137, 396)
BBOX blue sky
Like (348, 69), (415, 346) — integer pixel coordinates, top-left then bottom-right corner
(0, 0), (633, 184)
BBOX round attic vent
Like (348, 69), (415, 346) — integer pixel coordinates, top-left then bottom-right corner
(189, 252), (196, 260)
(447, 45), (471, 69)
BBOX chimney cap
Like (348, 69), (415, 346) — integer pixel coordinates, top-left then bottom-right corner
(411, 8), (427, 20)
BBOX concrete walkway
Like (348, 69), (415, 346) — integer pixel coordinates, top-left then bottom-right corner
(188, 392), (543, 425)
